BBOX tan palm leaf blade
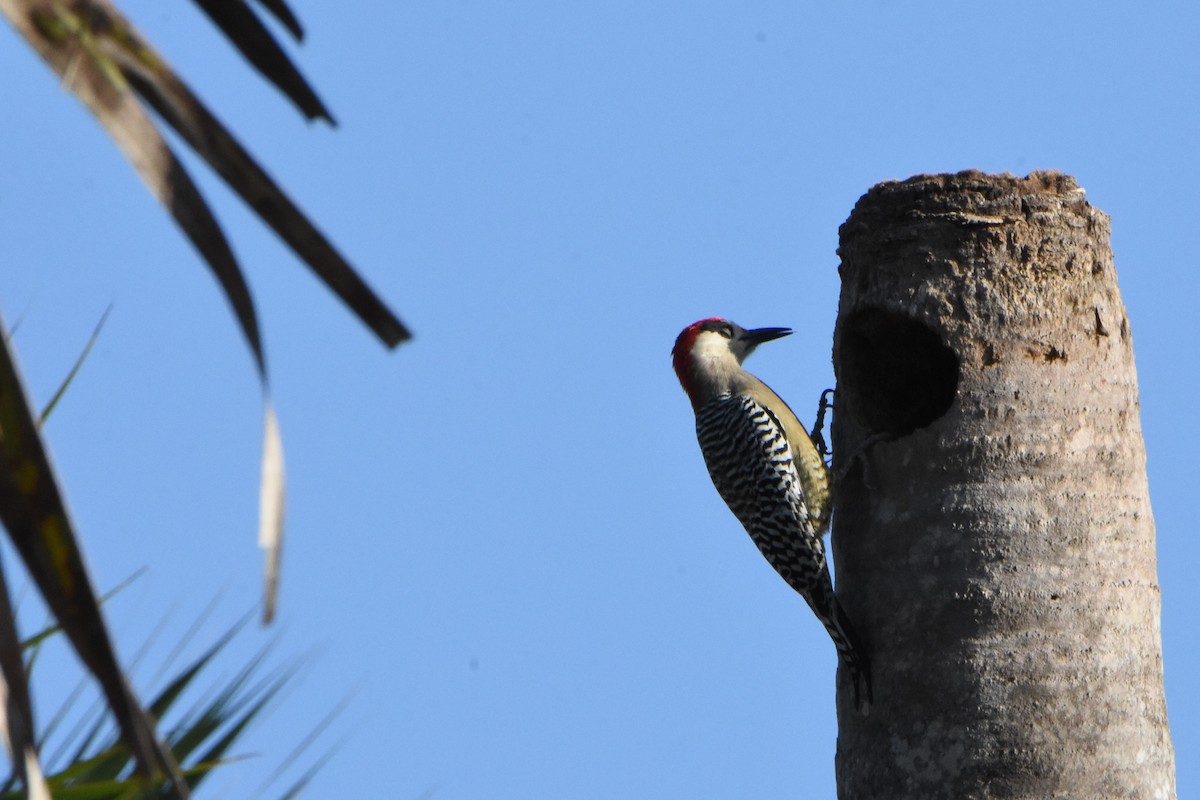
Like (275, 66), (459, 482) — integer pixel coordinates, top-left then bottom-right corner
(0, 0), (412, 621)
(0, 559), (51, 799)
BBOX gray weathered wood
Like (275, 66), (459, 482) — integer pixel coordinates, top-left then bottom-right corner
(830, 171), (1176, 799)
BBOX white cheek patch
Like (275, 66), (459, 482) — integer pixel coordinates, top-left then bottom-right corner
(690, 331), (744, 387)
(692, 331), (732, 362)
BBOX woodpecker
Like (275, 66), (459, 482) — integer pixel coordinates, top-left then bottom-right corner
(672, 317), (871, 714)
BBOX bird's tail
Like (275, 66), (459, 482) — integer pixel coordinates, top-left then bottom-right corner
(806, 572), (872, 716)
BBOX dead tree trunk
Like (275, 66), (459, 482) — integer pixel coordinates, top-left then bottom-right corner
(829, 171), (1176, 799)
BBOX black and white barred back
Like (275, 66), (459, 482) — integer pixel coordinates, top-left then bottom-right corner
(695, 392), (873, 714)
(695, 393), (826, 589)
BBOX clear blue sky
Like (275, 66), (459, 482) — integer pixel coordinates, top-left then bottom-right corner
(3, 1), (1197, 796)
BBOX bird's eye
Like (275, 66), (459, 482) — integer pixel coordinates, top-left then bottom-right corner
(719, 324), (733, 338)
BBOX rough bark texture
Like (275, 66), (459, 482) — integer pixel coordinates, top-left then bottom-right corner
(829, 171), (1175, 799)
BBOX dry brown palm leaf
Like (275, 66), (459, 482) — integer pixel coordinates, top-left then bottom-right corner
(1, 0), (410, 351)
(187, 0), (334, 123)
(0, 315), (189, 797)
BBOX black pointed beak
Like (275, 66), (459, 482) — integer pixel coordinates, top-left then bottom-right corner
(741, 327), (792, 347)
